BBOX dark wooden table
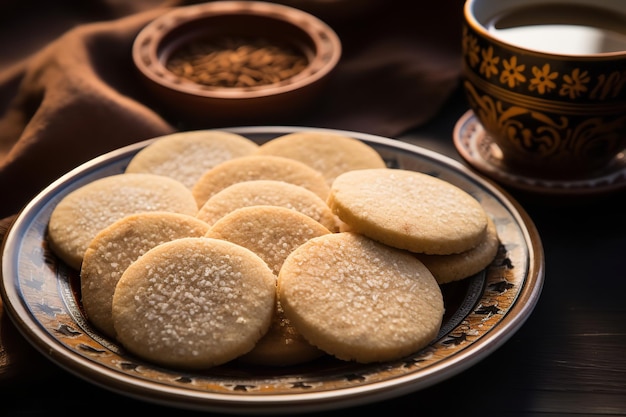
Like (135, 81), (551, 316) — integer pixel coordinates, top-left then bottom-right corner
(2, 86), (625, 416)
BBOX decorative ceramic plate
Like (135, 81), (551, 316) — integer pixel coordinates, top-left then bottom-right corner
(0, 127), (544, 414)
(453, 110), (626, 195)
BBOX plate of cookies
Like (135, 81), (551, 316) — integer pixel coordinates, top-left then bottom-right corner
(0, 127), (544, 414)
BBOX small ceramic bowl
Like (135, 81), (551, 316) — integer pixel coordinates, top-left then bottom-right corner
(132, 1), (341, 126)
(462, 0), (626, 179)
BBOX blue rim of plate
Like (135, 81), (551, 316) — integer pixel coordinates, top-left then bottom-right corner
(0, 126), (544, 414)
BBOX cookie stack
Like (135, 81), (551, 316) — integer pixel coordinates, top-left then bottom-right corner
(46, 130), (498, 370)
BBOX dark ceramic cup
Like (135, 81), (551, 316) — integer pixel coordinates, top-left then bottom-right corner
(462, 0), (626, 179)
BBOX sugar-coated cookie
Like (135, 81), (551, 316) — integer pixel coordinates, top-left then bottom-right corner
(415, 216), (500, 284)
(278, 232), (444, 364)
(206, 205), (331, 366)
(191, 155), (330, 208)
(238, 300), (325, 367)
(80, 212), (210, 338)
(205, 205), (331, 275)
(112, 237), (276, 369)
(196, 179), (339, 231)
(255, 131), (387, 185)
(327, 169), (488, 255)
(47, 173), (198, 270)
(125, 130), (259, 189)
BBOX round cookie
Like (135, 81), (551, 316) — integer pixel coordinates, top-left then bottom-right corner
(415, 216), (500, 284)
(255, 131), (387, 185)
(206, 205), (332, 275)
(278, 232), (444, 364)
(206, 205), (331, 366)
(196, 180), (339, 231)
(125, 130), (259, 189)
(112, 237), (276, 370)
(327, 168), (489, 255)
(191, 155), (330, 208)
(238, 300), (325, 367)
(80, 212), (210, 338)
(47, 173), (198, 270)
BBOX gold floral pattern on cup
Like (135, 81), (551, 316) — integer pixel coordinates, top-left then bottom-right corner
(461, 23), (626, 179)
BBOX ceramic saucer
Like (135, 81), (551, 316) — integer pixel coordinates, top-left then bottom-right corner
(453, 110), (626, 195)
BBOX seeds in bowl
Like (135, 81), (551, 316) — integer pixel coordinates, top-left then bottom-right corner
(166, 36), (309, 88)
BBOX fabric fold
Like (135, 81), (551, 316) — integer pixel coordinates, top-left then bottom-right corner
(0, 10), (176, 217)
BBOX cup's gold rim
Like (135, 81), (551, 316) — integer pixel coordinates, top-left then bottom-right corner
(464, 0), (626, 59)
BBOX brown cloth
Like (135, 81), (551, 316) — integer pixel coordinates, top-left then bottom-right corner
(0, 0), (464, 219)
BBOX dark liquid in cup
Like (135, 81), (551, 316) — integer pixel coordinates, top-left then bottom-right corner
(486, 4), (626, 54)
